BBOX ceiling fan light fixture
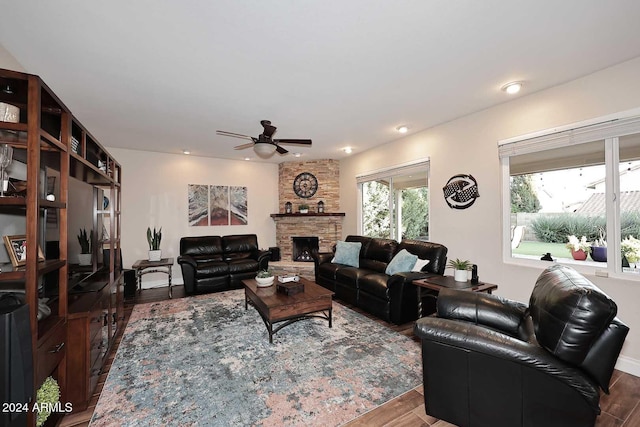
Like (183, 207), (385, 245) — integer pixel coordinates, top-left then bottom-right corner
(501, 81), (523, 94)
(396, 125), (409, 134)
(254, 142), (277, 158)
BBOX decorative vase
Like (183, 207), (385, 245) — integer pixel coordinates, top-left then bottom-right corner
(77, 253), (92, 266)
(454, 269), (468, 282)
(299, 208), (308, 214)
(590, 246), (607, 262)
(571, 249), (587, 261)
(148, 249), (162, 262)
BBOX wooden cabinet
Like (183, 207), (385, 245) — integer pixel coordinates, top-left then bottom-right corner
(0, 68), (122, 425)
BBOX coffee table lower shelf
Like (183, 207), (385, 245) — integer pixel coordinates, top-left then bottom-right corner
(243, 278), (334, 343)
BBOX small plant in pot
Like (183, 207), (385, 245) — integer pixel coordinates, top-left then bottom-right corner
(590, 228), (607, 262)
(147, 226), (162, 261)
(77, 228), (92, 266)
(566, 235), (590, 260)
(448, 258), (471, 282)
(255, 269), (274, 287)
(298, 203), (309, 214)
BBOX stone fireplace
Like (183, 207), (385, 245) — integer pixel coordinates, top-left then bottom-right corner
(269, 159), (344, 280)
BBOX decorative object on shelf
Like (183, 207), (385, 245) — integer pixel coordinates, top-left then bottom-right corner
(35, 376), (60, 427)
(77, 228), (92, 265)
(103, 196), (110, 210)
(293, 172), (318, 198)
(566, 235), (590, 261)
(3, 234), (45, 268)
(317, 200), (325, 213)
(285, 201), (292, 214)
(0, 143), (13, 197)
(443, 174), (479, 209)
(0, 102), (19, 123)
(447, 258), (471, 282)
(255, 269), (274, 287)
(147, 226), (162, 261)
(298, 203), (309, 214)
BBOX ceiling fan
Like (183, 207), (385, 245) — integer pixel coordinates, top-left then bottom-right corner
(216, 120), (312, 158)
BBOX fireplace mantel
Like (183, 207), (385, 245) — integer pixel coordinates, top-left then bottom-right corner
(270, 212), (345, 218)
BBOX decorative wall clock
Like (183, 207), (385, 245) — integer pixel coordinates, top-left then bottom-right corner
(443, 174), (480, 209)
(293, 172), (318, 198)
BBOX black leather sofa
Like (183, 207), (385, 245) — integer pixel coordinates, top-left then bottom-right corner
(414, 264), (629, 427)
(178, 234), (270, 295)
(314, 235), (448, 324)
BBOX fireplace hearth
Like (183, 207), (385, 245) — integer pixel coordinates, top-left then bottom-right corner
(292, 237), (319, 262)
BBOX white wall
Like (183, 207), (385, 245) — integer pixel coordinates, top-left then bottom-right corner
(340, 56), (640, 375)
(106, 148), (278, 286)
(0, 43), (25, 71)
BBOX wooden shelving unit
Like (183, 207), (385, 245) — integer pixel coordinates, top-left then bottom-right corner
(0, 68), (122, 425)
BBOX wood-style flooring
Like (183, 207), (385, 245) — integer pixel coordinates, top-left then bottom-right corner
(60, 286), (640, 427)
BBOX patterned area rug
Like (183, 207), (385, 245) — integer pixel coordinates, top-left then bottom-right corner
(90, 289), (421, 426)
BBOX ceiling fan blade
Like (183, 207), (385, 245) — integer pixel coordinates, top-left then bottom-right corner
(216, 130), (254, 141)
(234, 142), (255, 150)
(273, 139), (312, 145)
(275, 145), (288, 154)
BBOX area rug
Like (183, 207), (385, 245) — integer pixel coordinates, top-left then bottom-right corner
(90, 289), (422, 426)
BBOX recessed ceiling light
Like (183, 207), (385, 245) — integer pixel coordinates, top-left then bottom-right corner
(244, 157), (251, 161)
(183, 149), (191, 155)
(396, 125), (409, 134)
(343, 147), (353, 154)
(293, 152), (302, 158)
(501, 81), (523, 95)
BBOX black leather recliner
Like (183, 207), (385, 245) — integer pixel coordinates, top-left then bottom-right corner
(414, 264), (629, 427)
(178, 234), (270, 295)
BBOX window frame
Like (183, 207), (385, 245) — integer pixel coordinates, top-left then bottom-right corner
(356, 159), (430, 241)
(499, 108), (640, 279)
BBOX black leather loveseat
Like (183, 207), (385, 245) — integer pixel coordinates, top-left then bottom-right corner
(178, 234), (270, 295)
(314, 235), (448, 324)
(414, 264), (629, 427)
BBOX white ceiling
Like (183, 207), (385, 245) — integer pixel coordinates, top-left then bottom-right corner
(2, 1), (640, 163)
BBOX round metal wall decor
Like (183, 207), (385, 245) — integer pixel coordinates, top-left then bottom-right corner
(293, 172), (318, 198)
(443, 174), (479, 209)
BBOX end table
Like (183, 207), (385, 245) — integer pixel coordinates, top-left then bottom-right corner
(131, 257), (175, 298)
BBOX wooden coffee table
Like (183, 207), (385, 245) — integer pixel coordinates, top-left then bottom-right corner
(243, 277), (334, 343)
(413, 275), (498, 318)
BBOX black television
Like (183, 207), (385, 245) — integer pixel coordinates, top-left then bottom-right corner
(0, 302), (33, 427)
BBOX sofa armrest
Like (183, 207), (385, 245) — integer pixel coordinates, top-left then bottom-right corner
(313, 251), (334, 265)
(414, 317), (600, 411)
(387, 271), (433, 324)
(256, 249), (271, 270)
(177, 255), (197, 295)
(436, 288), (527, 337)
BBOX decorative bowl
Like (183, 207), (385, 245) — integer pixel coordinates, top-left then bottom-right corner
(255, 276), (274, 287)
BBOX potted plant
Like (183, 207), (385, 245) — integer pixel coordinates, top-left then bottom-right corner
(298, 203), (309, 214)
(147, 226), (162, 261)
(566, 235), (590, 260)
(448, 258), (471, 282)
(590, 228), (607, 262)
(77, 228), (92, 265)
(621, 235), (640, 268)
(255, 269), (274, 287)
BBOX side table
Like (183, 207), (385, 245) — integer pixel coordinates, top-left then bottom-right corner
(131, 257), (175, 298)
(413, 275), (498, 318)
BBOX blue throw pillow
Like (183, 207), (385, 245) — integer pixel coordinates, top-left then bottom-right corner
(332, 241), (362, 267)
(385, 249), (419, 275)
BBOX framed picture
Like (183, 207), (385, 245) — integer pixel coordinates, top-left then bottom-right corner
(3, 235), (45, 268)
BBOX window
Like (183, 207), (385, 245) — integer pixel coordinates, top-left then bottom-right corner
(358, 161), (429, 241)
(500, 111), (640, 276)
